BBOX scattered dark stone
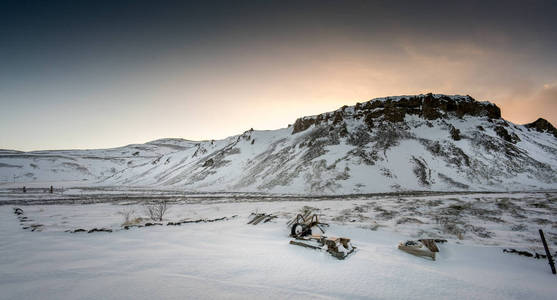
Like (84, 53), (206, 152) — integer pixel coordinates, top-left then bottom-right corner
(396, 217), (424, 225)
(502, 248), (553, 259)
(503, 248), (531, 257)
(206, 216), (227, 222)
(87, 228), (113, 233)
(144, 222), (162, 227)
(525, 118), (557, 138)
(123, 225), (144, 230)
(476, 125), (484, 131)
(202, 158), (214, 167)
(13, 207), (24, 215)
(167, 215), (237, 226)
(29, 224), (44, 232)
(69, 228), (87, 233)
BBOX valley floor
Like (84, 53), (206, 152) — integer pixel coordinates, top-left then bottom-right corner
(0, 189), (556, 299)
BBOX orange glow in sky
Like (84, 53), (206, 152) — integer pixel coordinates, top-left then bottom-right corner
(1, 1), (556, 151)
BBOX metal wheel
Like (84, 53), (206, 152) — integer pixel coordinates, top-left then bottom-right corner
(291, 223), (308, 237)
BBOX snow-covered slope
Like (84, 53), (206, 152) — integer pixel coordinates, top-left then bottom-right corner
(0, 140), (194, 186)
(2, 94), (557, 194)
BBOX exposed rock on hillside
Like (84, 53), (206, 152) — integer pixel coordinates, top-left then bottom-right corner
(526, 118), (557, 138)
(291, 93), (501, 135)
(1, 93), (556, 194)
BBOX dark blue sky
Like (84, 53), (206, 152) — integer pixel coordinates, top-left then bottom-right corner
(2, 0), (557, 150)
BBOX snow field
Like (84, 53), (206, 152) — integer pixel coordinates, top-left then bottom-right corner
(1, 195), (556, 300)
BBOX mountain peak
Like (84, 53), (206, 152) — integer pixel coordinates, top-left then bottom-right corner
(525, 118), (557, 138)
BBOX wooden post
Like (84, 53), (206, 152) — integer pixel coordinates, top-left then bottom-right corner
(539, 229), (556, 275)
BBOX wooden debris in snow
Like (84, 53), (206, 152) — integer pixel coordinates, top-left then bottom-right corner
(248, 213), (277, 225)
(398, 240), (436, 260)
(419, 239), (440, 252)
(290, 234), (356, 260)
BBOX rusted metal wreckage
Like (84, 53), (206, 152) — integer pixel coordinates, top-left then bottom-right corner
(288, 212), (356, 260)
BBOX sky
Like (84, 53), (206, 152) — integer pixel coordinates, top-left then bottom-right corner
(1, 0), (556, 151)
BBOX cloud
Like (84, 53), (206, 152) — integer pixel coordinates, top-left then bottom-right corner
(495, 82), (557, 125)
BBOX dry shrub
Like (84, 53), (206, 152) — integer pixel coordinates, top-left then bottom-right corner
(145, 201), (168, 222)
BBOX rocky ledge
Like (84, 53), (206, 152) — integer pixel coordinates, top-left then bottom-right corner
(292, 93), (501, 134)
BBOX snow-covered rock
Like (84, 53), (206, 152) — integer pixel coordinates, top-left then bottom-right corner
(1, 94), (556, 194)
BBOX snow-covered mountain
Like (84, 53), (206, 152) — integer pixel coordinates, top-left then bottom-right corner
(2, 94), (557, 194)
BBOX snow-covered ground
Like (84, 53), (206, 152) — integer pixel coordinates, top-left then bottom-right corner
(2, 188), (555, 248)
(1, 191), (556, 299)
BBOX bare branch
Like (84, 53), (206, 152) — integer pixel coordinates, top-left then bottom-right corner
(145, 201), (168, 222)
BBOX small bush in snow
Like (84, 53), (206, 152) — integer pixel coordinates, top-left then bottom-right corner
(145, 201), (168, 222)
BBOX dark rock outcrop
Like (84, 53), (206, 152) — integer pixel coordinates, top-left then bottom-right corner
(525, 118), (557, 138)
(292, 117), (316, 134)
(494, 126), (520, 144)
(450, 126), (461, 141)
(332, 111), (344, 125)
(202, 158), (214, 167)
(291, 94), (502, 134)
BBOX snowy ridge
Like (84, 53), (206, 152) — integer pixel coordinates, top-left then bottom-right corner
(1, 94), (556, 194)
